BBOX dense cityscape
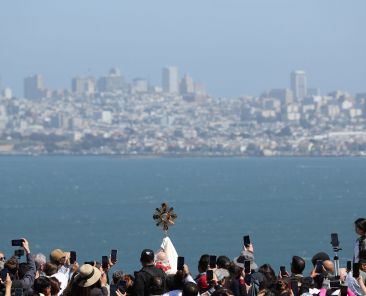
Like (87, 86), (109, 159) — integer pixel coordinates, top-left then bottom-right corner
(0, 67), (365, 156)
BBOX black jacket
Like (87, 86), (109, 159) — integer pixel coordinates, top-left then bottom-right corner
(133, 265), (166, 296)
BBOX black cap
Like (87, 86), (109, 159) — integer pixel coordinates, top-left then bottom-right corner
(140, 249), (154, 262)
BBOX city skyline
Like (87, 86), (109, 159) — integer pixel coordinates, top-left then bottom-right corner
(1, 1), (365, 97)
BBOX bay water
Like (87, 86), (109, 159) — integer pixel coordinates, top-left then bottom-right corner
(0, 156), (365, 274)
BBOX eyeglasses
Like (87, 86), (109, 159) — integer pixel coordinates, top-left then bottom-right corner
(0, 257), (5, 261)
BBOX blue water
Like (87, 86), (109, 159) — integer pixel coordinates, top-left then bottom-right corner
(0, 156), (365, 275)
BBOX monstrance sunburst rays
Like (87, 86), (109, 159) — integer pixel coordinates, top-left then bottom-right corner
(153, 202), (177, 236)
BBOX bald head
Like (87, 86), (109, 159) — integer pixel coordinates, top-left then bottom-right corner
(323, 260), (334, 274)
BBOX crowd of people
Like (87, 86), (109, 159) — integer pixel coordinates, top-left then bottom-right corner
(0, 218), (366, 296)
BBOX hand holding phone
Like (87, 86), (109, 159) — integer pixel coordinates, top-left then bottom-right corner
(11, 239), (24, 247)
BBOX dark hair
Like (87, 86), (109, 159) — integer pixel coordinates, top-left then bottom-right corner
(217, 256), (231, 269)
(291, 256), (305, 274)
(182, 282), (199, 296)
(211, 288), (234, 296)
(311, 252), (330, 266)
(274, 279), (288, 296)
(44, 262), (58, 276)
(198, 254), (209, 273)
(33, 276), (51, 293)
(258, 264), (276, 287)
(49, 276), (61, 295)
(4, 256), (19, 278)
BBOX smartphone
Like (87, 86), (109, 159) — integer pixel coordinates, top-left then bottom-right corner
(331, 233), (339, 247)
(340, 285), (348, 296)
(315, 260), (323, 273)
(118, 280), (127, 293)
(244, 260), (251, 274)
(11, 239), (24, 247)
(70, 251), (77, 264)
(14, 249), (24, 257)
(206, 270), (213, 282)
(353, 263), (360, 278)
(0, 268), (8, 282)
(290, 279), (299, 296)
(347, 261), (352, 272)
(84, 261), (95, 266)
(209, 255), (217, 269)
(280, 266), (286, 276)
(111, 249), (117, 263)
(14, 288), (23, 296)
(102, 256), (108, 269)
(243, 235), (251, 247)
(177, 256), (185, 271)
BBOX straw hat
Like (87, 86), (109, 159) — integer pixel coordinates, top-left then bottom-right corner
(77, 264), (102, 288)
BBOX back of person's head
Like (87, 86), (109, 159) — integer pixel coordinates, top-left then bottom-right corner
(35, 253), (47, 272)
(258, 264), (276, 284)
(291, 256), (305, 274)
(228, 262), (241, 277)
(182, 282), (199, 296)
(217, 256), (231, 269)
(43, 262), (58, 276)
(311, 252), (330, 266)
(112, 270), (124, 284)
(198, 254), (209, 273)
(4, 256), (19, 277)
(150, 276), (164, 295)
(49, 276), (61, 296)
(140, 249), (155, 265)
(33, 276), (51, 294)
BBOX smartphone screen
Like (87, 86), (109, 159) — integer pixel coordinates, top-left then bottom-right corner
(177, 256), (185, 271)
(118, 280), (127, 293)
(280, 266), (286, 276)
(244, 260), (251, 274)
(70, 251), (76, 264)
(206, 270), (213, 282)
(102, 256), (108, 269)
(353, 263), (360, 278)
(84, 261), (94, 266)
(315, 260), (323, 273)
(0, 268), (8, 282)
(243, 235), (251, 246)
(11, 239), (23, 247)
(209, 255), (216, 269)
(331, 233), (339, 247)
(111, 249), (117, 263)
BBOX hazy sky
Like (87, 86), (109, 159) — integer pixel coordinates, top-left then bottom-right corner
(0, 0), (365, 97)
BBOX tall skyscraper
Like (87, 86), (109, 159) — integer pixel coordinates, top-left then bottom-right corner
(162, 66), (179, 93)
(71, 77), (95, 95)
(24, 74), (44, 100)
(290, 70), (307, 100)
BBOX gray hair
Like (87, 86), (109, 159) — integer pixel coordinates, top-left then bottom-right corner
(34, 253), (47, 271)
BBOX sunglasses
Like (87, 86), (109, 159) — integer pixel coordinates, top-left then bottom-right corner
(0, 257), (5, 261)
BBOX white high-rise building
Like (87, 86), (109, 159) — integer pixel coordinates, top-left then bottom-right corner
(291, 70), (307, 100)
(162, 66), (179, 93)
